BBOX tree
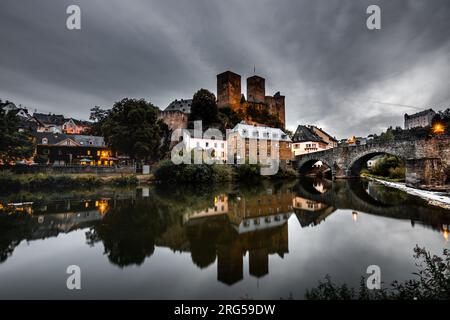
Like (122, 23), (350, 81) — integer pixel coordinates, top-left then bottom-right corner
(246, 103), (283, 128)
(101, 98), (169, 163)
(0, 102), (34, 164)
(217, 106), (242, 130)
(89, 106), (110, 136)
(379, 127), (395, 142)
(189, 89), (220, 129)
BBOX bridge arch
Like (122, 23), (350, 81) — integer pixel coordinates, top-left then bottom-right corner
(296, 157), (334, 177)
(347, 149), (406, 177)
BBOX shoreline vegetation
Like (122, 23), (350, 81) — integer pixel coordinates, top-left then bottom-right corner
(152, 160), (298, 184)
(0, 162), (299, 192)
(306, 246), (450, 300)
(0, 171), (139, 192)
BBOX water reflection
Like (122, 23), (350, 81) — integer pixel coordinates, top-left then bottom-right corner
(0, 178), (449, 288)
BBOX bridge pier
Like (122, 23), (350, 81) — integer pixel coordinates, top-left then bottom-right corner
(406, 158), (447, 190)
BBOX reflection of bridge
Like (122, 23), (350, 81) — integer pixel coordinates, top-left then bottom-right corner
(295, 138), (450, 189)
(294, 179), (450, 230)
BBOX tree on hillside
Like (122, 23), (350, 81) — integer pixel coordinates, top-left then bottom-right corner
(0, 103), (34, 164)
(217, 106), (242, 130)
(246, 104), (283, 129)
(188, 89), (220, 129)
(101, 98), (169, 164)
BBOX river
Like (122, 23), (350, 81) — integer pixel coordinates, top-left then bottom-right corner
(0, 178), (449, 299)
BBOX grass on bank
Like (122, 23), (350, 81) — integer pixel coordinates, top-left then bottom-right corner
(360, 170), (405, 183)
(153, 160), (298, 184)
(0, 171), (138, 192)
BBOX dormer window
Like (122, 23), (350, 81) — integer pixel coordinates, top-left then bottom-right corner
(42, 138), (48, 144)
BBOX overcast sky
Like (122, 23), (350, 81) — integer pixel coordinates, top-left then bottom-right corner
(1, 0), (449, 138)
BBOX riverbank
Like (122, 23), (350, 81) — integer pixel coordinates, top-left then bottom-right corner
(0, 172), (139, 192)
(364, 176), (450, 210)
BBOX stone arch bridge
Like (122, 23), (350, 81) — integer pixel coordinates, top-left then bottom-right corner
(294, 137), (450, 189)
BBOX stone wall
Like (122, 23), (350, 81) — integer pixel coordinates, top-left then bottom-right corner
(157, 110), (188, 130)
(406, 158), (446, 189)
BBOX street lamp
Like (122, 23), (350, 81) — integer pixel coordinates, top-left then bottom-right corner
(432, 122), (445, 135)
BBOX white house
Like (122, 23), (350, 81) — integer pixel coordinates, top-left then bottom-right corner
(182, 130), (227, 162)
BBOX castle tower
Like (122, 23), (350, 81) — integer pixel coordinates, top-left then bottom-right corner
(265, 91), (286, 129)
(247, 75), (265, 103)
(217, 71), (241, 110)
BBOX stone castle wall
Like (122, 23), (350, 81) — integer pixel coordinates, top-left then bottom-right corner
(216, 71), (286, 128)
(157, 110), (188, 130)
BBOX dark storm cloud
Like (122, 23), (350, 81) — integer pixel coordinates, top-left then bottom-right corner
(0, 0), (449, 137)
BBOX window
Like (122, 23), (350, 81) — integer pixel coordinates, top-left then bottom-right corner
(87, 150), (91, 156)
(214, 143), (217, 148)
(205, 142), (209, 147)
(221, 143), (224, 148)
(97, 151), (100, 156)
(196, 142), (200, 147)
(42, 138), (48, 144)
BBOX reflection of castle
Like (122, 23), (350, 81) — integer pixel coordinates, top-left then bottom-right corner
(183, 188), (294, 285)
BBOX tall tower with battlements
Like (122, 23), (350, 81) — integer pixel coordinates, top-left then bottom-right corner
(217, 71), (241, 111)
(247, 75), (265, 103)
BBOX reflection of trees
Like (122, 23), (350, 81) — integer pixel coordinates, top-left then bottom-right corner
(86, 198), (178, 268)
(0, 213), (33, 263)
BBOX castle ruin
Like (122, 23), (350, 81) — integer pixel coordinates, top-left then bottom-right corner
(216, 71), (286, 128)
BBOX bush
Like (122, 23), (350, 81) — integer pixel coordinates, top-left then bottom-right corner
(272, 167), (298, 179)
(389, 167), (405, 180)
(306, 246), (450, 300)
(0, 171), (21, 192)
(110, 175), (139, 186)
(371, 155), (404, 177)
(153, 160), (232, 184)
(33, 154), (48, 165)
(234, 164), (261, 180)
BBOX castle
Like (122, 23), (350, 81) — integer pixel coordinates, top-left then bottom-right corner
(216, 71), (286, 128)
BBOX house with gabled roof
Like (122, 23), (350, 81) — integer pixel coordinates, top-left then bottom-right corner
(35, 132), (115, 166)
(291, 125), (330, 156)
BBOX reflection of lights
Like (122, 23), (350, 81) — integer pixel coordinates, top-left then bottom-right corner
(352, 211), (358, 222)
(443, 225), (449, 242)
(97, 200), (108, 215)
(432, 123), (445, 135)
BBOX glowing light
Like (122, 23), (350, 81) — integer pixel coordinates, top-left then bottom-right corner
(432, 123), (445, 135)
(97, 200), (108, 215)
(352, 211), (358, 222)
(443, 225), (449, 242)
